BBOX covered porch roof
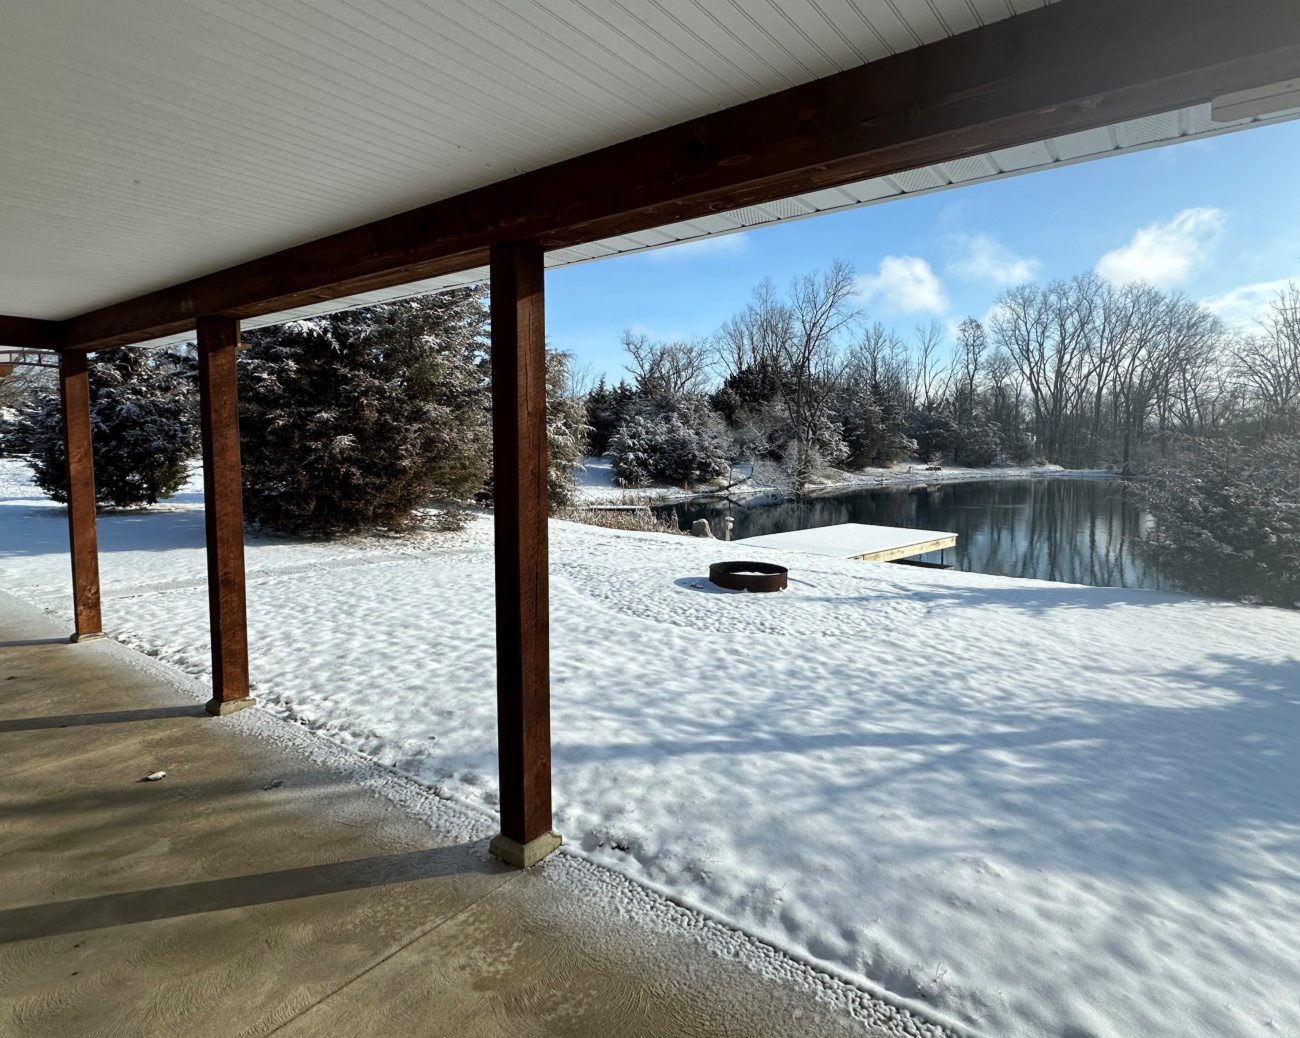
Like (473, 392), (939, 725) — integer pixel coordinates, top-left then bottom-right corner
(3, 0), (1299, 351)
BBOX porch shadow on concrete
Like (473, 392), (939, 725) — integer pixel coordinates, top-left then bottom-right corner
(0, 705), (208, 731)
(0, 845), (495, 943)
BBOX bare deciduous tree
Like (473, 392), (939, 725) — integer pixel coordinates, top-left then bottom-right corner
(775, 259), (861, 482)
(0, 359), (55, 414)
(621, 331), (712, 401)
(910, 319), (947, 413)
(712, 278), (791, 378)
(1235, 282), (1300, 437)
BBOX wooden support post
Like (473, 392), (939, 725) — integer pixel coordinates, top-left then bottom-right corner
(488, 242), (560, 869)
(59, 351), (104, 642)
(197, 316), (253, 716)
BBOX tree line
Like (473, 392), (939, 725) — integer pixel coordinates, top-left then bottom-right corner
(584, 263), (1300, 492)
(7, 270), (1300, 496)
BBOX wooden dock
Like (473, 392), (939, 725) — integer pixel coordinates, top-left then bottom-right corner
(740, 523), (957, 564)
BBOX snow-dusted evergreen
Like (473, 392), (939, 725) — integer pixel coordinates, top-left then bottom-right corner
(237, 289), (490, 535)
(1135, 435), (1300, 606)
(4, 347), (198, 508)
(584, 378), (638, 457)
(599, 334), (731, 490)
(544, 350), (588, 509)
(608, 400), (731, 489)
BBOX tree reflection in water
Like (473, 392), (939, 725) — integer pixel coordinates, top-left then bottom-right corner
(657, 477), (1171, 591)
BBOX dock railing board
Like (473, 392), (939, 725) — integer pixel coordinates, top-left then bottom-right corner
(739, 523), (958, 564)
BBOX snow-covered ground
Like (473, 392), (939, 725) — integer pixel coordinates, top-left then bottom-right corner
(3, 458), (1299, 1038)
(575, 453), (1109, 506)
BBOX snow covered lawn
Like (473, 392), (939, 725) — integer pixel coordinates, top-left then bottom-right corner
(3, 459), (1299, 1038)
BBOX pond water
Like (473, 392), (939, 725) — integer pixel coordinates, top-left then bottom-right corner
(655, 477), (1174, 591)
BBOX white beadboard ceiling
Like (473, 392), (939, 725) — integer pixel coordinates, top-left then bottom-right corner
(1, 0), (1296, 343)
(3, 0), (1054, 323)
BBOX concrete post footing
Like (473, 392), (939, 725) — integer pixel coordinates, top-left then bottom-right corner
(206, 696), (257, 716)
(489, 830), (562, 868)
(69, 631), (106, 643)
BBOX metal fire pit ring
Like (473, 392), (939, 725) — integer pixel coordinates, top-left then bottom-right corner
(709, 560), (788, 593)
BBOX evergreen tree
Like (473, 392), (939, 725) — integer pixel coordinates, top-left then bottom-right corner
(7, 347), (199, 507)
(545, 350), (589, 509)
(609, 399), (731, 488)
(907, 410), (959, 463)
(584, 377), (637, 455)
(952, 416), (1003, 467)
(708, 360), (782, 427)
(1134, 436), (1300, 607)
(839, 382), (913, 468)
(238, 289), (490, 535)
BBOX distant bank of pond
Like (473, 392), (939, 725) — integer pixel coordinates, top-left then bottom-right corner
(654, 476), (1173, 591)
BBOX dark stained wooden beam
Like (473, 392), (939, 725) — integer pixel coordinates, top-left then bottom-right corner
(58, 352), (104, 642)
(487, 241), (559, 869)
(196, 316), (253, 716)
(1, 315), (64, 351)
(62, 0), (1300, 353)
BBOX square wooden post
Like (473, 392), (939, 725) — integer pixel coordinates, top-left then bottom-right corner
(59, 351), (104, 643)
(196, 316), (253, 716)
(488, 241), (560, 868)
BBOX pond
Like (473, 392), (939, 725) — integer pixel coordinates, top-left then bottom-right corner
(654, 477), (1174, 591)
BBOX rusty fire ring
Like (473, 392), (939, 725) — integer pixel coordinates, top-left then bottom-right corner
(708, 560), (788, 593)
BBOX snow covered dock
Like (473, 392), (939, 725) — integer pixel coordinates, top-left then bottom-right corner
(742, 522), (957, 564)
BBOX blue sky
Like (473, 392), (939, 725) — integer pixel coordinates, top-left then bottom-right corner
(546, 117), (1300, 383)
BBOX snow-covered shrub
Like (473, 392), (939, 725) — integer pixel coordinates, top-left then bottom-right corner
(785, 412), (849, 479)
(907, 408), (1002, 467)
(1133, 435), (1300, 607)
(608, 400), (731, 489)
(238, 289), (491, 535)
(6, 347), (199, 507)
(607, 412), (660, 486)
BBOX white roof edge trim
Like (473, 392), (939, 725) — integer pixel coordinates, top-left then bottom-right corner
(1213, 79), (1300, 122)
(127, 101), (1300, 352)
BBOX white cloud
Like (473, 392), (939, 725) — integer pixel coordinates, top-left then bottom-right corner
(1096, 207), (1225, 288)
(647, 232), (750, 262)
(1203, 277), (1298, 329)
(857, 256), (948, 314)
(947, 234), (1039, 286)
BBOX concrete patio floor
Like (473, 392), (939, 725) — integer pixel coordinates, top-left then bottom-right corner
(0, 589), (894, 1038)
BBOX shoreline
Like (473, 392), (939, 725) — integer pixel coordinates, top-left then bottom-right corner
(576, 461), (1116, 508)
